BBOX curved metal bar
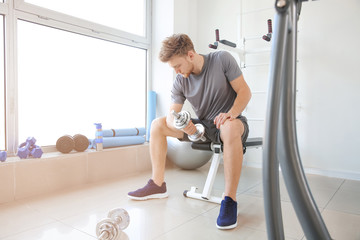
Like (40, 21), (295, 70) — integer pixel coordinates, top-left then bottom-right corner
(262, 3), (289, 240)
(264, 0), (332, 239)
(277, 1), (332, 239)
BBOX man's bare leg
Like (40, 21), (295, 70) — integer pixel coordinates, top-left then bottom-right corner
(128, 116), (183, 200)
(149, 117), (183, 186)
(216, 119), (244, 230)
(220, 119), (245, 201)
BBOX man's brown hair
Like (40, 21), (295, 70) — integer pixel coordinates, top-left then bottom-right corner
(159, 33), (195, 62)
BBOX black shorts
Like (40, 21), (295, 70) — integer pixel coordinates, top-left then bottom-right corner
(179, 115), (249, 145)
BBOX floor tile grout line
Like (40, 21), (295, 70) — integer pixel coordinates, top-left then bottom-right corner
(239, 181), (263, 195)
(7, 202), (99, 239)
(151, 214), (205, 240)
(0, 220), (96, 240)
(0, 222), (56, 240)
(322, 207), (360, 217)
(241, 224), (303, 240)
(56, 219), (98, 239)
(322, 178), (346, 211)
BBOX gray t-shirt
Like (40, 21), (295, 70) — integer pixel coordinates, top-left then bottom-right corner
(171, 51), (242, 120)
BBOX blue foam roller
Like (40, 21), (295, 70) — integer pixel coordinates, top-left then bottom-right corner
(88, 139), (94, 149)
(90, 136), (145, 148)
(147, 91), (157, 141)
(102, 127), (146, 137)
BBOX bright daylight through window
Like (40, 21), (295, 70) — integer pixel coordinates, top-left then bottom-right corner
(17, 21), (146, 146)
(25, 0), (146, 36)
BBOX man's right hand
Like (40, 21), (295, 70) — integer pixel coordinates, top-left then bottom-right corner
(182, 120), (197, 136)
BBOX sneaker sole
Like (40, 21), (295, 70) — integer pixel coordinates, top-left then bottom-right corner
(127, 192), (168, 201)
(216, 221), (237, 230)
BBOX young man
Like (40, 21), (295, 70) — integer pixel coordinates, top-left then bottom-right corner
(128, 33), (251, 230)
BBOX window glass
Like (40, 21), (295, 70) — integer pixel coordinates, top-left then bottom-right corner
(25, 0), (146, 36)
(18, 20), (146, 146)
(0, 16), (4, 150)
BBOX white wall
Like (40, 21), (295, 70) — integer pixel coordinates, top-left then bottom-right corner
(152, 0), (198, 118)
(151, 0), (175, 118)
(152, 0), (360, 179)
(296, 0), (360, 178)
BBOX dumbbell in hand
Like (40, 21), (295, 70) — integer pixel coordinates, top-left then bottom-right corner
(96, 208), (130, 240)
(171, 110), (206, 142)
(17, 137), (43, 159)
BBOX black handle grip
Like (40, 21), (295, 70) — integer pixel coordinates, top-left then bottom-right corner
(262, 35), (271, 42)
(215, 29), (220, 41)
(208, 44), (218, 49)
(219, 39), (236, 48)
(267, 19), (272, 33)
(191, 142), (212, 151)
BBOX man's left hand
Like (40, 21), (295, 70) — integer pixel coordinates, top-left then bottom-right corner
(214, 112), (235, 129)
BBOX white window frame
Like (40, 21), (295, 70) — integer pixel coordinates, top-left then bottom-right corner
(0, 4), (6, 151)
(3, 0), (152, 154)
(14, 0), (151, 47)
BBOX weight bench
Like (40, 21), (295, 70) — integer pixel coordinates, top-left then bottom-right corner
(183, 137), (263, 204)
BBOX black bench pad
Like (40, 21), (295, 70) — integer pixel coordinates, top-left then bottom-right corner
(191, 137), (263, 151)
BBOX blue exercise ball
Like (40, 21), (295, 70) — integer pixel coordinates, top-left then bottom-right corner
(166, 137), (213, 170)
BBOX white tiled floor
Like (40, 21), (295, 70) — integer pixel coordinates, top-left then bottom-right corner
(1, 163), (359, 240)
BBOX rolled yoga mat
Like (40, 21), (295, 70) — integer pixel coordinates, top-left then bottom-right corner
(90, 136), (145, 149)
(102, 127), (146, 137)
(146, 91), (157, 141)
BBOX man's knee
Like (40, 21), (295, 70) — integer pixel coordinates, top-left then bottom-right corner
(220, 120), (244, 144)
(150, 117), (167, 135)
(151, 116), (183, 139)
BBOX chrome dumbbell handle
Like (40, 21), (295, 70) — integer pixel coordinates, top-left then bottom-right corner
(171, 110), (180, 119)
(98, 220), (118, 240)
(108, 208), (130, 230)
(171, 110), (190, 129)
(171, 110), (206, 142)
(96, 208), (130, 240)
(188, 124), (207, 142)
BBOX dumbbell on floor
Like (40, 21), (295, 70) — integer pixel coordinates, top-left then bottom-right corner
(96, 208), (130, 240)
(171, 110), (206, 142)
(56, 134), (89, 153)
(17, 137), (43, 159)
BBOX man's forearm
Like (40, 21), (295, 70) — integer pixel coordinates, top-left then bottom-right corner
(228, 89), (252, 118)
(166, 115), (176, 131)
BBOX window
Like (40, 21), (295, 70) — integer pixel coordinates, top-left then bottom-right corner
(0, 1), (151, 153)
(24, 0), (146, 36)
(17, 21), (146, 146)
(0, 16), (4, 150)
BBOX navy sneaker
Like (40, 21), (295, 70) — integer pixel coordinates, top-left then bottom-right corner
(128, 179), (168, 200)
(216, 196), (238, 230)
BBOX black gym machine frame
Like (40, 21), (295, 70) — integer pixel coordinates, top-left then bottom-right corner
(263, 0), (332, 240)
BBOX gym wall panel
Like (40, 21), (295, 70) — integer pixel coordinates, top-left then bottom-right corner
(296, 0), (360, 175)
